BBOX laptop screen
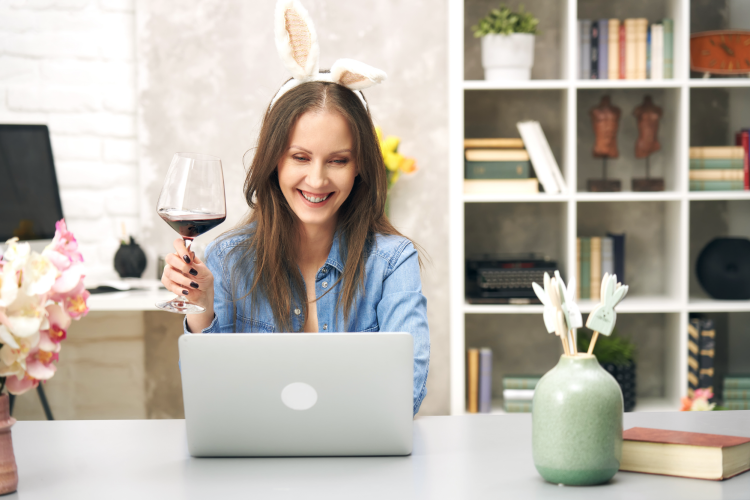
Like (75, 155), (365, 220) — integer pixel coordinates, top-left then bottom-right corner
(0, 124), (64, 241)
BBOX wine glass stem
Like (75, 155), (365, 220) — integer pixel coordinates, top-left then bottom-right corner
(184, 238), (193, 252)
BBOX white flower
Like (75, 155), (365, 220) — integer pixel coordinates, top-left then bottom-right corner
(22, 252), (58, 297)
(2, 238), (29, 264)
(4, 292), (47, 338)
(0, 262), (19, 308)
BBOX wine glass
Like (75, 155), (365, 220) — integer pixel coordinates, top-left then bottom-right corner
(155, 152), (226, 314)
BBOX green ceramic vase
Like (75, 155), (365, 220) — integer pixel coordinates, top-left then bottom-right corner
(532, 354), (623, 485)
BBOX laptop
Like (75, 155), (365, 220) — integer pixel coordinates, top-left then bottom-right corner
(178, 332), (414, 457)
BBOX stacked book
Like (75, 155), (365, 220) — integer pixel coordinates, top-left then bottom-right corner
(576, 234), (625, 300)
(690, 146), (748, 191)
(467, 348), (493, 413)
(464, 138), (538, 195)
(503, 375), (541, 413)
(579, 18), (673, 80)
(723, 375), (750, 410)
(516, 121), (567, 194)
(687, 318), (715, 400)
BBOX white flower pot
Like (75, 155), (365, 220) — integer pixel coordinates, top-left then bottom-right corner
(481, 33), (535, 80)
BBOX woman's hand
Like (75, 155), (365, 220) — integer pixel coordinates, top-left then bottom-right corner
(161, 238), (215, 331)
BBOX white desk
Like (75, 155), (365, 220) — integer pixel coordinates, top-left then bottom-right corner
(7, 411), (750, 499)
(87, 289), (175, 312)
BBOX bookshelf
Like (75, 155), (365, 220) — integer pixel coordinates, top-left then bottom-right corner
(449, 0), (750, 415)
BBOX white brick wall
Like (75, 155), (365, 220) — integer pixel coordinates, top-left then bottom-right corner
(0, 0), (138, 283)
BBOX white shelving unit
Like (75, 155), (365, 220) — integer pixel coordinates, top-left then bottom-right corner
(449, 0), (750, 415)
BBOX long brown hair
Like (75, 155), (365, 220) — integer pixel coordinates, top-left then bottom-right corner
(224, 80), (419, 332)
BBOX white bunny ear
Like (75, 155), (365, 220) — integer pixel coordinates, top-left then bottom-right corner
(532, 282), (550, 306)
(612, 284), (629, 306)
(600, 273), (610, 301)
(275, 0), (319, 81)
(330, 59), (387, 91)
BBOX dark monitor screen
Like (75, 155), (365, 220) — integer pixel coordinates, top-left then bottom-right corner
(0, 124), (64, 241)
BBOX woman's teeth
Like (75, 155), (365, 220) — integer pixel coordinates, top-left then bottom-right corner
(301, 191), (330, 203)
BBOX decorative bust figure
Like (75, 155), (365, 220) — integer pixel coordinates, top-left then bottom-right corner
(633, 95), (663, 158)
(590, 95), (621, 158)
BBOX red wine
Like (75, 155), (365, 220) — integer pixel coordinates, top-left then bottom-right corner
(158, 209), (226, 239)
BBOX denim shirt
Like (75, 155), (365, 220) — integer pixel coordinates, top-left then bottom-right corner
(184, 228), (430, 415)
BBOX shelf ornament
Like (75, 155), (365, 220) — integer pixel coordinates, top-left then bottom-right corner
(585, 273), (629, 355)
(532, 271), (581, 355)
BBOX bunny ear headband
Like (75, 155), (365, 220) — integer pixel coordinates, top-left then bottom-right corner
(271, 0), (387, 111)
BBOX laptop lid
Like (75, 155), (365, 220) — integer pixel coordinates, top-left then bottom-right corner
(179, 332), (414, 457)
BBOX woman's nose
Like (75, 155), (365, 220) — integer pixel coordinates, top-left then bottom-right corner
(307, 161), (327, 188)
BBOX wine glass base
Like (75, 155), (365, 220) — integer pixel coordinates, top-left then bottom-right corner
(156, 297), (206, 314)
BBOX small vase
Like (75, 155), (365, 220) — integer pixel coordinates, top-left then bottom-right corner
(0, 394), (18, 494)
(481, 33), (535, 80)
(532, 354), (623, 486)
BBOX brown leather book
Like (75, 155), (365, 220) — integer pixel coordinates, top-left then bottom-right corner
(621, 427), (750, 480)
(467, 349), (479, 413)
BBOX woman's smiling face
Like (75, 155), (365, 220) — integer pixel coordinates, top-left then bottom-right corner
(277, 109), (358, 230)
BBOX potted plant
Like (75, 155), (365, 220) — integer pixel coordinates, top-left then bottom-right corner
(472, 4), (539, 81)
(578, 329), (637, 412)
(0, 219), (89, 494)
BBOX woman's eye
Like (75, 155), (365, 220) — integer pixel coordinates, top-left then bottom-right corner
(331, 159), (349, 165)
(293, 155), (308, 162)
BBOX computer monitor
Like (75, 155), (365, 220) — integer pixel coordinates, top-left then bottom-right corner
(0, 124), (64, 242)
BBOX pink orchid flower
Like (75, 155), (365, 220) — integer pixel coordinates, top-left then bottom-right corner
(49, 220), (83, 263)
(43, 304), (70, 344)
(64, 288), (90, 319)
(24, 347), (58, 381)
(5, 374), (38, 396)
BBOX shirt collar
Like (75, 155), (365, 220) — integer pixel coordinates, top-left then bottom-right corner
(324, 228), (345, 274)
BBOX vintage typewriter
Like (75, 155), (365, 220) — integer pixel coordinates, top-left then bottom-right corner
(465, 254), (558, 304)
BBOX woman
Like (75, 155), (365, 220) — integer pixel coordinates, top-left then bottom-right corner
(161, 81), (430, 415)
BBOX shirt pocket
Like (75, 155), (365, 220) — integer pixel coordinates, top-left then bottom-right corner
(237, 315), (275, 333)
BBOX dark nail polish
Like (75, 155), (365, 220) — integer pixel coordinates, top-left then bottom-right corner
(189, 268), (198, 276)
(190, 281), (199, 289)
(182, 289), (189, 295)
(182, 255), (191, 264)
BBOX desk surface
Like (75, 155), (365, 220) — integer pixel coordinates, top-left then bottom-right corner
(8, 411), (750, 500)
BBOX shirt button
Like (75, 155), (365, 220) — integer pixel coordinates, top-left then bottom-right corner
(294, 308), (301, 315)
(321, 267), (327, 273)
(322, 281), (328, 288)
(323, 324), (328, 330)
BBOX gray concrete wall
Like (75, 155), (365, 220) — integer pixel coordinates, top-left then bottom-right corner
(135, 0), (450, 415)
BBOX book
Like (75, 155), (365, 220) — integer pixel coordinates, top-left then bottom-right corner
(725, 375), (750, 390)
(608, 19), (620, 80)
(465, 161), (531, 179)
(590, 236), (602, 301)
(723, 389), (750, 400)
(580, 19), (591, 80)
(463, 138), (525, 149)
(646, 24), (651, 79)
(741, 130), (750, 190)
(590, 20), (599, 79)
(576, 237), (581, 300)
(580, 237), (591, 299)
(502, 389), (534, 400)
(651, 24), (663, 80)
(690, 180), (744, 191)
(478, 348), (492, 413)
(598, 19), (608, 80)
(517, 121), (560, 194)
(607, 232), (625, 283)
(689, 169), (745, 181)
(699, 319), (716, 396)
(503, 375), (541, 390)
(601, 236), (614, 279)
(503, 400), (533, 413)
(688, 319), (701, 397)
(620, 427), (750, 480)
(465, 149), (529, 162)
(530, 121), (567, 192)
(467, 348), (479, 413)
(619, 22), (626, 79)
(635, 18), (648, 79)
(663, 18), (673, 79)
(690, 146), (745, 159)
(724, 400), (750, 410)
(463, 179), (539, 195)
(689, 158), (744, 169)
(625, 19), (637, 79)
